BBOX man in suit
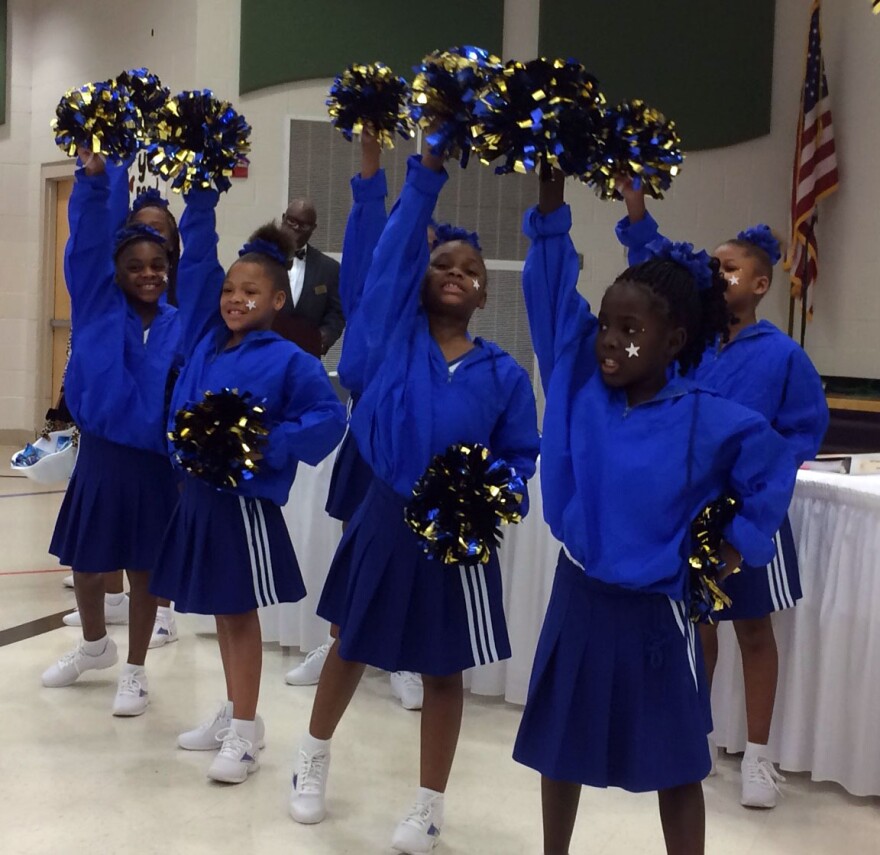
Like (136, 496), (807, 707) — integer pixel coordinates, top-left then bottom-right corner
(276, 198), (344, 357)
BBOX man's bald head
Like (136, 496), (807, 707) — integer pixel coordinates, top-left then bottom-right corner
(282, 197), (318, 250)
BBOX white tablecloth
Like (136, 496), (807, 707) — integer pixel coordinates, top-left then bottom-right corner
(261, 463), (880, 796)
(711, 470), (880, 797)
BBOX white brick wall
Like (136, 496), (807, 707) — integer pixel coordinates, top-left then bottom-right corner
(0, 0), (877, 434)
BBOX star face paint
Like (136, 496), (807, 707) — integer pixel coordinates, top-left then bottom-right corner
(246, 299), (257, 311)
(625, 342), (641, 359)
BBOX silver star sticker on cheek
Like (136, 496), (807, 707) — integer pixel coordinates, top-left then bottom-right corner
(472, 278), (481, 291)
(246, 299), (257, 311)
(625, 342), (640, 359)
(727, 274), (740, 286)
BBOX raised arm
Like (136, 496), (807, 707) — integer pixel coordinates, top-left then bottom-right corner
(614, 178), (662, 267)
(106, 155), (135, 233)
(262, 352), (347, 469)
(774, 347), (830, 466)
(522, 170), (596, 394)
(175, 188), (224, 354)
(65, 150), (123, 329)
(354, 143), (448, 387)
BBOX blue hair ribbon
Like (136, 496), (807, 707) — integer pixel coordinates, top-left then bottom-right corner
(239, 239), (288, 267)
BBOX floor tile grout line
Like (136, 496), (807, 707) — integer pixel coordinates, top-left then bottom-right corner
(0, 568), (69, 577)
(0, 610), (71, 648)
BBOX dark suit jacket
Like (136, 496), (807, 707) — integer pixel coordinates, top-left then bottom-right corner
(279, 245), (344, 354)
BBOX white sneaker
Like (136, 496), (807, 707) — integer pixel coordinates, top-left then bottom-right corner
(391, 671), (424, 711)
(62, 574), (74, 589)
(289, 740), (331, 824)
(207, 728), (260, 784)
(149, 608), (179, 648)
(62, 594), (130, 627)
(112, 669), (149, 716)
(41, 637), (119, 687)
(285, 642), (331, 686)
(178, 702), (266, 751)
(741, 755), (785, 808)
(707, 734), (718, 777)
(391, 790), (444, 854)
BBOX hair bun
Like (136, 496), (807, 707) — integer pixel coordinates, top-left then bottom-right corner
(736, 224), (781, 266)
(644, 236), (714, 291)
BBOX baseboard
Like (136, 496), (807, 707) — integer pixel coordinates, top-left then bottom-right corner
(0, 429), (33, 446)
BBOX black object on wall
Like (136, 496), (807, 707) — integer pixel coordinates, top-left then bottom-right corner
(240, 0), (504, 94)
(0, 0), (7, 126)
(539, 0), (776, 151)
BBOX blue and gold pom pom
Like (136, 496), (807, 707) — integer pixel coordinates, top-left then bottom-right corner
(327, 63), (412, 148)
(587, 99), (684, 201)
(51, 79), (142, 162)
(169, 389), (270, 490)
(688, 495), (741, 624)
(115, 67), (169, 139)
(146, 90), (251, 194)
(405, 443), (525, 566)
(410, 46), (502, 166)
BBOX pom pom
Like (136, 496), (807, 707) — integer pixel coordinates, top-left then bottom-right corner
(239, 238), (288, 266)
(404, 444), (525, 566)
(410, 46), (502, 166)
(131, 187), (169, 213)
(471, 58), (603, 175)
(113, 223), (166, 259)
(115, 67), (169, 137)
(645, 237), (714, 291)
(169, 389), (270, 489)
(147, 90), (251, 194)
(736, 224), (782, 266)
(51, 80), (142, 163)
(326, 63), (413, 148)
(587, 99), (684, 200)
(430, 221), (482, 252)
(688, 495), (741, 623)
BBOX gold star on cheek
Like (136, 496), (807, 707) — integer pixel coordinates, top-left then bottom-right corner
(626, 343), (640, 359)
(246, 300), (257, 311)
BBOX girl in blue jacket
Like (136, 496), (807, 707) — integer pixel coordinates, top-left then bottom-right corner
(616, 182), (828, 808)
(150, 189), (345, 785)
(42, 149), (180, 721)
(514, 172), (798, 855)
(289, 137), (540, 854)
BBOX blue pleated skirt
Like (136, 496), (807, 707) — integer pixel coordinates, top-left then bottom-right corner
(715, 515), (801, 621)
(324, 430), (373, 522)
(318, 477), (511, 676)
(514, 551), (712, 792)
(49, 432), (178, 573)
(150, 476), (305, 615)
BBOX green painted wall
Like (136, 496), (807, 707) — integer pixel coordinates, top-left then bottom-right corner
(0, 0), (7, 126)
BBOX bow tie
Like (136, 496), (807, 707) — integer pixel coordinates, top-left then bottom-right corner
(293, 248), (307, 261)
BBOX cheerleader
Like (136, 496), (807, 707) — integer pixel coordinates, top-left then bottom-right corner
(41, 149), (180, 719)
(616, 182), (829, 807)
(288, 138), (540, 854)
(513, 172), (798, 854)
(150, 187), (345, 785)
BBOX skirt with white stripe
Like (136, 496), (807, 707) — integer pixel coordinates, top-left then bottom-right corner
(318, 477), (511, 676)
(50, 432), (178, 573)
(150, 476), (305, 615)
(715, 515), (801, 621)
(514, 551), (713, 792)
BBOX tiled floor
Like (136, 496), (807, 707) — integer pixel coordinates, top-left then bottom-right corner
(0, 475), (878, 854)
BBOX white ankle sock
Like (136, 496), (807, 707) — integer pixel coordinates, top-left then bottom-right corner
(745, 741), (768, 761)
(232, 718), (257, 743)
(82, 636), (108, 655)
(122, 662), (144, 677)
(303, 732), (331, 754)
(417, 786), (443, 802)
(157, 605), (174, 617)
(105, 592), (126, 606)
(325, 633), (334, 646)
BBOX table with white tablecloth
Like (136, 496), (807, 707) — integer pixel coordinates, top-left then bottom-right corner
(260, 462), (880, 797)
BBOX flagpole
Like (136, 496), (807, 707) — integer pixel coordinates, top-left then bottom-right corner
(799, 287), (808, 347)
(787, 295), (796, 338)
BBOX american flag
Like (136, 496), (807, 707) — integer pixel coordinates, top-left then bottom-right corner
(787, 0), (839, 318)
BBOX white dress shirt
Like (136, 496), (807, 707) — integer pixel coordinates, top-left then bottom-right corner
(288, 246), (308, 308)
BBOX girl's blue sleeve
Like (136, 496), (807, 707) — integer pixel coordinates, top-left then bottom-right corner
(356, 155), (448, 387)
(176, 189), (224, 354)
(489, 367), (541, 517)
(340, 169), (388, 320)
(65, 168), (122, 329)
(522, 203), (596, 394)
(106, 156), (134, 233)
(774, 348), (829, 466)
(263, 353), (347, 469)
(615, 210), (662, 267)
(722, 413), (798, 566)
